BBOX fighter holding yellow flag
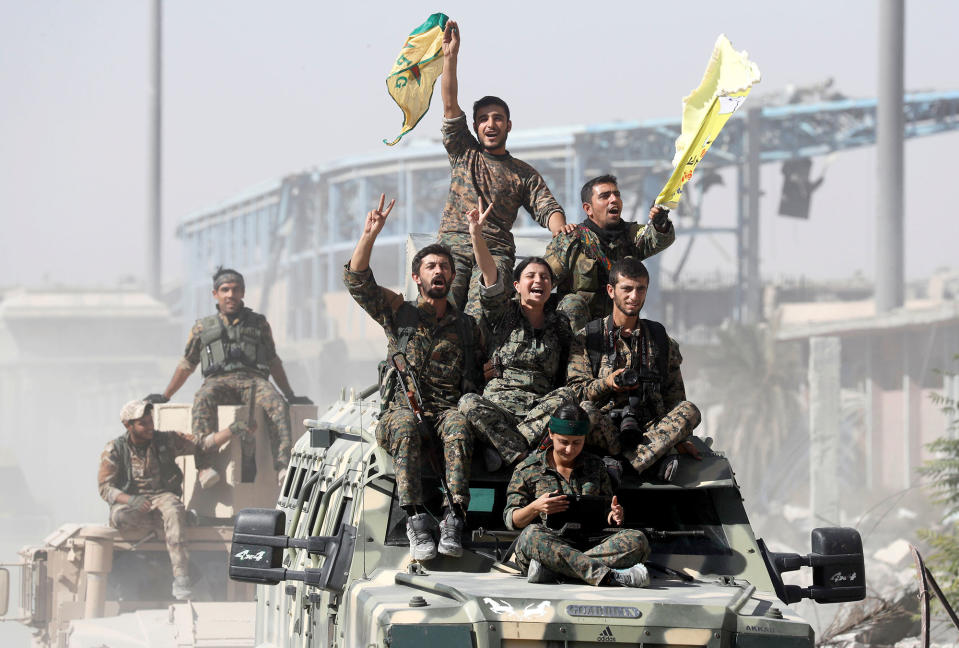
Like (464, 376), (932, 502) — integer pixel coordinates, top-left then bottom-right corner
(544, 35), (760, 331)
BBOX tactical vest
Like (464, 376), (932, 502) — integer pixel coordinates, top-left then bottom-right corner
(379, 301), (477, 413)
(198, 310), (271, 378)
(585, 316), (669, 409)
(112, 432), (184, 497)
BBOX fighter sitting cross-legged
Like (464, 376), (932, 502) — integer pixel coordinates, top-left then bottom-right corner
(457, 198), (576, 471)
(343, 194), (487, 561)
(504, 403), (651, 587)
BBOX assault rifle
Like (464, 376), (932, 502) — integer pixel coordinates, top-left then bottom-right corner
(388, 352), (458, 514)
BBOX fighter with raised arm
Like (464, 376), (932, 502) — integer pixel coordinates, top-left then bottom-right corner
(437, 20), (574, 317)
(344, 194), (486, 560)
(457, 198), (576, 470)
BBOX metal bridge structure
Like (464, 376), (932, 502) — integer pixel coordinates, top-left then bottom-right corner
(176, 90), (959, 345)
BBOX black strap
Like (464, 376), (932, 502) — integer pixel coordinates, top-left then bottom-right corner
(641, 318), (669, 387)
(585, 317), (606, 378)
(584, 316), (668, 384)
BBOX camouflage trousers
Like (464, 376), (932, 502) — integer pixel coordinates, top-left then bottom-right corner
(438, 232), (515, 319)
(583, 400), (701, 474)
(110, 491), (189, 581)
(459, 387), (577, 464)
(376, 407), (473, 509)
(556, 293), (593, 335)
(192, 372), (292, 471)
(514, 525), (650, 586)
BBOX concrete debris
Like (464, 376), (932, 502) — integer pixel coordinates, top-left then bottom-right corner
(873, 538), (912, 566)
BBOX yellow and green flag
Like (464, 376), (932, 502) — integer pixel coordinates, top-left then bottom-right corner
(383, 13), (449, 146)
(655, 34), (762, 208)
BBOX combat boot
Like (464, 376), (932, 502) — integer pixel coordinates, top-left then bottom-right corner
(406, 513), (437, 561)
(609, 563), (650, 588)
(526, 559), (559, 584)
(437, 510), (464, 557)
(197, 467), (220, 489)
(172, 576), (194, 600)
(483, 447), (503, 472)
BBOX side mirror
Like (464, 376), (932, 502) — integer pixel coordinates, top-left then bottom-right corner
(229, 508), (286, 584)
(0, 568), (9, 616)
(229, 507), (357, 592)
(809, 527), (866, 603)
(759, 527), (866, 605)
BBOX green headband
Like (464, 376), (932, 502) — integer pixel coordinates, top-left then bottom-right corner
(548, 417), (589, 436)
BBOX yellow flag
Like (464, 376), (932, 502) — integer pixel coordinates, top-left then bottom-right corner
(655, 35), (761, 208)
(383, 13), (449, 146)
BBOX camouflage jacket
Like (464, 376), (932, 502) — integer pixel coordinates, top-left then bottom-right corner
(98, 431), (197, 504)
(504, 448), (612, 530)
(180, 306), (279, 376)
(478, 287), (574, 417)
(343, 263), (485, 414)
(566, 318), (686, 418)
(437, 114), (564, 254)
(544, 220), (675, 322)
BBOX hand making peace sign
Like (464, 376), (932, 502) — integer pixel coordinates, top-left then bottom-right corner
(363, 193), (396, 238)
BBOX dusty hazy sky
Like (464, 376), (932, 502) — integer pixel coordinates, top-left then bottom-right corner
(1, 0), (957, 288)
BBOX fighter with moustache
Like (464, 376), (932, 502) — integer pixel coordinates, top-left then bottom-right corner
(344, 194), (487, 560)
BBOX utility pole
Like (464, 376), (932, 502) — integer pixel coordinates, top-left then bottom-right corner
(737, 107), (763, 323)
(147, 0), (162, 298)
(876, 0), (905, 312)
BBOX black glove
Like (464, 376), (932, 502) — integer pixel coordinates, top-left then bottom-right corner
(128, 495), (150, 511)
(651, 205), (670, 229)
(287, 394), (313, 405)
(144, 393), (169, 404)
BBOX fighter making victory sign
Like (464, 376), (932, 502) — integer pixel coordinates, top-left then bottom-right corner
(458, 197), (577, 472)
(343, 194), (485, 561)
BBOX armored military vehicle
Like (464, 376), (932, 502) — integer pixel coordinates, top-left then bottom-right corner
(2, 401), (316, 648)
(229, 386), (866, 648)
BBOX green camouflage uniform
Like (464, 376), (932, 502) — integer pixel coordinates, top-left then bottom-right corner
(98, 431), (197, 581)
(344, 263), (485, 509)
(438, 113), (564, 317)
(459, 282), (576, 464)
(543, 221), (675, 332)
(504, 449), (649, 586)
(566, 318), (701, 475)
(181, 308), (292, 472)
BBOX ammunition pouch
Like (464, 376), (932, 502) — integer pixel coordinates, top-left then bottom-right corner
(378, 361), (397, 415)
